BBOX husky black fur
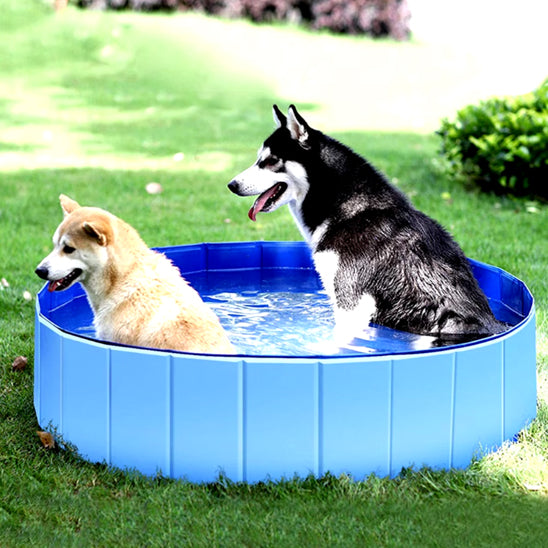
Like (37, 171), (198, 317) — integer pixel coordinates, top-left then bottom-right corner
(228, 105), (506, 344)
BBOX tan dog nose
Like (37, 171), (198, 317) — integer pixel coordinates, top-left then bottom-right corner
(35, 266), (49, 280)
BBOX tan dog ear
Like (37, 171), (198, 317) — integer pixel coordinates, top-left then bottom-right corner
(59, 194), (81, 217)
(82, 221), (110, 246)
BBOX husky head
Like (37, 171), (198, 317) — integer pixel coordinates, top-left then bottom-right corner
(35, 195), (114, 294)
(228, 105), (315, 221)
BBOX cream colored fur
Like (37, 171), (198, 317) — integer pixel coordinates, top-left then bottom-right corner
(38, 195), (234, 354)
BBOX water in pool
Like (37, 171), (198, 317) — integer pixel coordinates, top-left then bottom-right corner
(203, 289), (445, 356)
(68, 289), (440, 357)
(50, 270), (516, 357)
(205, 290), (334, 355)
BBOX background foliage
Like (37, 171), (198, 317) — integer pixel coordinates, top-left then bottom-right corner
(438, 78), (548, 200)
(76, 0), (411, 39)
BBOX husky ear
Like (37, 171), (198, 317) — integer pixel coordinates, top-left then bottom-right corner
(287, 105), (310, 148)
(273, 104), (286, 128)
(59, 194), (81, 217)
(82, 220), (110, 247)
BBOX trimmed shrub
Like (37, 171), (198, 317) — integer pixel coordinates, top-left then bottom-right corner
(217, 1), (309, 24)
(77, 0), (411, 40)
(437, 79), (548, 200)
(77, 0), (177, 10)
(129, 0), (178, 10)
(310, 0), (410, 39)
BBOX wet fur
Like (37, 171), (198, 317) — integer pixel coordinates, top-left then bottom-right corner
(229, 105), (507, 344)
(36, 195), (234, 354)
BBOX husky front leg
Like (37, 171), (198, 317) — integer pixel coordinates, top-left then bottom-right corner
(332, 294), (377, 344)
(313, 250), (377, 344)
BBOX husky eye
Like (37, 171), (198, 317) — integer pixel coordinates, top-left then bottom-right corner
(261, 156), (279, 168)
(63, 245), (75, 254)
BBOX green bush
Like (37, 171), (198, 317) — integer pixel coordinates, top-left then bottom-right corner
(437, 79), (548, 200)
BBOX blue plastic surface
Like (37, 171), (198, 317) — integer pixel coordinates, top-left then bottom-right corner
(34, 241), (537, 482)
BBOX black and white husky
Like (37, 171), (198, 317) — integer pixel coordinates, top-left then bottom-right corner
(228, 105), (506, 345)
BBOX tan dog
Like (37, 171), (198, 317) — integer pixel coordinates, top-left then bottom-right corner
(35, 195), (234, 354)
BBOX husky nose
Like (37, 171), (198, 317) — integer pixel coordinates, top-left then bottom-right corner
(35, 266), (49, 280)
(227, 180), (240, 194)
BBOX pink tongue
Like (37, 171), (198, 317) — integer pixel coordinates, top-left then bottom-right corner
(48, 280), (62, 293)
(248, 184), (281, 222)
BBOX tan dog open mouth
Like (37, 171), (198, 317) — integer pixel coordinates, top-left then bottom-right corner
(48, 268), (82, 292)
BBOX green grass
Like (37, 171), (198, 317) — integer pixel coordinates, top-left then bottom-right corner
(1, 1), (548, 545)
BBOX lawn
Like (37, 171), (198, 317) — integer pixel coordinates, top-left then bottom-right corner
(1, 1), (547, 545)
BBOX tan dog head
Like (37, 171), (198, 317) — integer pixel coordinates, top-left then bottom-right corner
(35, 195), (115, 293)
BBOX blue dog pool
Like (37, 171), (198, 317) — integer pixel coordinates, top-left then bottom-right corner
(34, 241), (536, 482)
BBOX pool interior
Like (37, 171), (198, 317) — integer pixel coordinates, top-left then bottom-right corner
(40, 257), (529, 357)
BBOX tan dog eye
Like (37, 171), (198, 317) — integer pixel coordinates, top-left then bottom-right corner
(63, 245), (75, 254)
